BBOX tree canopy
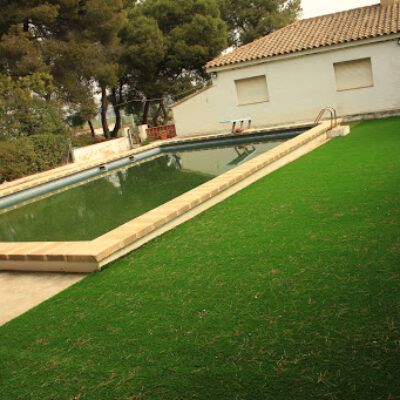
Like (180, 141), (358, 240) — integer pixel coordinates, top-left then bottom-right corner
(0, 0), (300, 140)
(0, 0), (126, 136)
(120, 0), (227, 124)
(218, 0), (301, 46)
(0, 73), (67, 139)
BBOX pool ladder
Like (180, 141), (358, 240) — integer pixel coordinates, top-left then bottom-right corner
(315, 107), (338, 130)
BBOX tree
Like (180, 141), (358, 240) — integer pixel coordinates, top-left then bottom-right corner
(0, 0), (126, 138)
(77, 0), (127, 137)
(0, 73), (67, 139)
(218, 0), (301, 46)
(120, 0), (227, 125)
(0, 26), (44, 78)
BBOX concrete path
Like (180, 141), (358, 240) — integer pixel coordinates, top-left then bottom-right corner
(0, 272), (87, 326)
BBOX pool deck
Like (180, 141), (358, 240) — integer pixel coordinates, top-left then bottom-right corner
(0, 271), (86, 326)
(0, 120), (343, 273)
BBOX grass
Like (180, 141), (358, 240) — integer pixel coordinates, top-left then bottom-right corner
(1, 118), (399, 400)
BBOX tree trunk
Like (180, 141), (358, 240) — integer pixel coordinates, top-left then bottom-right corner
(142, 100), (150, 125)
(88, 120), (95, 137)
(152, 101), (162, 126)
(110, 87), (121, 138)
(101, 85), (110, 138)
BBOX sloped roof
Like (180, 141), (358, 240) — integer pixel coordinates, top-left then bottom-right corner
(206, 3), (400, 69)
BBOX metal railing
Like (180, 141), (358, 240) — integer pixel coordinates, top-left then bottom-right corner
(314, 107), (337, 130)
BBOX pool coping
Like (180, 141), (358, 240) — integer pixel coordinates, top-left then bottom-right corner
(0, 121), (336, 272)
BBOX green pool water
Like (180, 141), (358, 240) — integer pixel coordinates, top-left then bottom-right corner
(0, 139), (283, 242)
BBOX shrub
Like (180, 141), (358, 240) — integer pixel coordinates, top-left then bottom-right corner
(0, 140), (36, 182)
(29, 135), (70, 171)
(71, 133), (97, 147)
(0, 135), (69, 183)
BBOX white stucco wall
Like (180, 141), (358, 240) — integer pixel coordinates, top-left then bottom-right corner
(171, 38), (400, 137)
(73, 137), (131, 163)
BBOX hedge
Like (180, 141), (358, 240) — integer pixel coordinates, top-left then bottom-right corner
(0, 135), (70, 183)
(70, 133), (97, 148)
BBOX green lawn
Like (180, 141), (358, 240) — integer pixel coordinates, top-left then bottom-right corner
(1, 118), (399, 400)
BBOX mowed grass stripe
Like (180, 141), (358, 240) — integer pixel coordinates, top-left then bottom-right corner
(0, 118), (399, 400)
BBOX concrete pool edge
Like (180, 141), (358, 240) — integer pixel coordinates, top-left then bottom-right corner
(0, 121), (338, 272)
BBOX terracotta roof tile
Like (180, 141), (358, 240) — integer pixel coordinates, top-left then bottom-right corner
(206, 3), (400, 69)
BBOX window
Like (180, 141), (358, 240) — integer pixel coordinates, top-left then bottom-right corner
(235, 75), (269, 105)
(334, 58), (374, 92)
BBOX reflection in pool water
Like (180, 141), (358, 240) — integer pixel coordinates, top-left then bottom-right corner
(228, 145), (257, 166)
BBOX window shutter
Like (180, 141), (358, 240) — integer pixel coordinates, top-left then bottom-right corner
(235, 75), (269, 105)
(334, 58), (374, 91)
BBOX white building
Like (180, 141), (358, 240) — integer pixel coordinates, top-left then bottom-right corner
(171, 0), (400, 137)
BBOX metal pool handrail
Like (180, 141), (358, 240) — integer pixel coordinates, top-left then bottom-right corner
(314, 107), (337, 130)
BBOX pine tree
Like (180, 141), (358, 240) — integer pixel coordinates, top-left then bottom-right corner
(0, 0), (126, 137)
(218, 0), (301, 46)
(120, 0), (227, 124)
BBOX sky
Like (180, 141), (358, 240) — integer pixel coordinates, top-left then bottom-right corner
(301, 0), (379, 18)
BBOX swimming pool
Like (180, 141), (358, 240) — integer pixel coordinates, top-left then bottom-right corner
(0, 122), (334, 272)
(0, 134), (291, 242)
